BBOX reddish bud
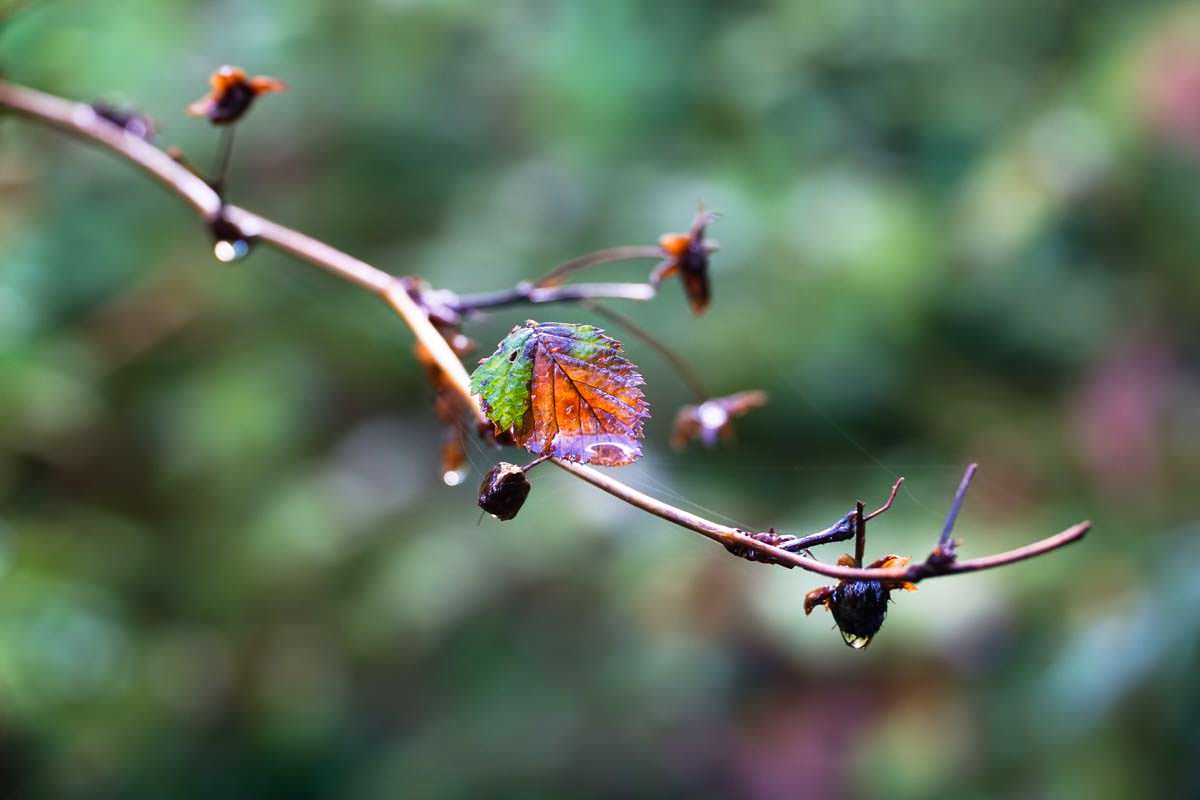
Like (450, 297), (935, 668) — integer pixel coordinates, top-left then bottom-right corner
(187, 65), (286, 125)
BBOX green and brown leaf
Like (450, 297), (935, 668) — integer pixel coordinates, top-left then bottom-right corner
(469, 321), (649, 466)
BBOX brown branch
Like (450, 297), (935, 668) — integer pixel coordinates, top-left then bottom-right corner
(0, 78), (1091, 584)
(0, 81), (479, 414)
(558, 459), (1089, 583)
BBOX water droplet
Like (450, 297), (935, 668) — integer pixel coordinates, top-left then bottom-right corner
(442, 469), (466, 487)
(213, 239), (250, 262)
(841, 630), (872, 649)
(584, 439), (638, 461)
(698, 402), (729, 430)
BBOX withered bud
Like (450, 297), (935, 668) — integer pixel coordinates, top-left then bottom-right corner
(671, 390), (767, 450)
(478, 461), (531, 521)
(651, 208), (719, 315)
(187, 65), (286, 125)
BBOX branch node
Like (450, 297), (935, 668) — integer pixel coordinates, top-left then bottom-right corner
(724, 529), (796, 567)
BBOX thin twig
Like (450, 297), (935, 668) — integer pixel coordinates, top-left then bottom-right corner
(0, 78), (1092, 585)
(853, 501), (866, 567)
(584, 301), (707, 401)
(939, 462), (977, 551)
(864, 477), (904, 521)
(532, 245), (664, 288)
(211, 124), (235, 198)
(555, 458), (1090, 583)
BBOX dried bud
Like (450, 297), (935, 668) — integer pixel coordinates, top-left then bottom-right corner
(478, 461), (531, 521)
(651, 208), (719, 315)
(671, 390), (767, 450)
(187, 65), (286, 125)
(803, 554), (916, 649)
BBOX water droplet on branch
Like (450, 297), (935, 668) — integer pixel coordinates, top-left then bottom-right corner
(213, 239), (250, 262)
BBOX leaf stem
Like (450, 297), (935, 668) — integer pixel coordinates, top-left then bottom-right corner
(211, 124), (236, 198)
(532, 245), (665, 288)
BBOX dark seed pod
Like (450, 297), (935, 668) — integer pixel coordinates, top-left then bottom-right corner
(478, 462), (531, 521)
(830, 580), (890, 649)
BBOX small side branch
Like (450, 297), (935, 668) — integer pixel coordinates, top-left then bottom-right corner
(532, 245), (664, 288)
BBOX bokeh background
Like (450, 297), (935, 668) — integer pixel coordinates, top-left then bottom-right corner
(2, 1), (1200, 797)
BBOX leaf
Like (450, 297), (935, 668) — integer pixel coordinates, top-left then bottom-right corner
(470, 321), (649, 466)
(469, 325), (536, 432)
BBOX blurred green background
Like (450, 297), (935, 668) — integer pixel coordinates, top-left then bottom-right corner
(3, 1), (1200, 797)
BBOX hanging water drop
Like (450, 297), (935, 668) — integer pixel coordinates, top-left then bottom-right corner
(213, 239), (250, 262)
(830, 579), (890, 649)
(841, 631), (873, 649)
(210, 216), (254, 263)
(442, 468), (466, 487)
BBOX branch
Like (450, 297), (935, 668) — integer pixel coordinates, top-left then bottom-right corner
(0, 81), (478, 415)
(0, 78), (1091, 585)
(559, 459), (1089, 583)
(451, 280), (655, 314)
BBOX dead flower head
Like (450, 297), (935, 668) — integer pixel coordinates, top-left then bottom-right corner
(187, 65), (286, 125)
(652, 208), (719, 315)
(671, 390), (767, 449)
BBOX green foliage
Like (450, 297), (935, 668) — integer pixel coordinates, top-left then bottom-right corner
(470, 323), (536, 432)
